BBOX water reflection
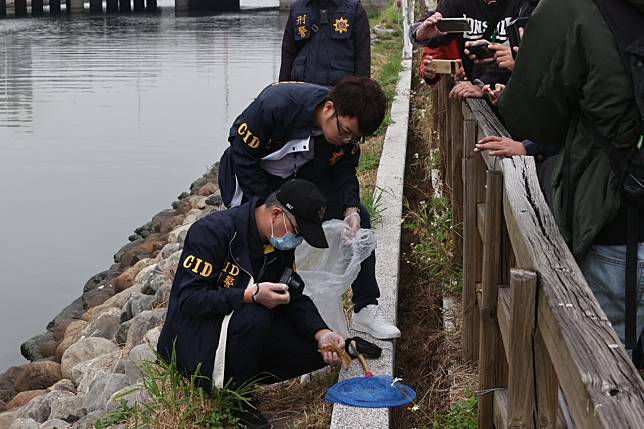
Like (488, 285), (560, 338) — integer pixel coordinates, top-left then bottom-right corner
(0, 7), (285, 369)
(0, 27), (33, 128)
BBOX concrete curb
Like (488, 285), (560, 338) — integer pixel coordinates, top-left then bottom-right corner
(329, 56), (412, 429)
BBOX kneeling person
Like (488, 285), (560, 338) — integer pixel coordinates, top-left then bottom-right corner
(218, 76), (401, 340)
(157, 179), (346, 426)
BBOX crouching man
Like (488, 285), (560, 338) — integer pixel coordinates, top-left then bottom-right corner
(157, 179), (346, 428)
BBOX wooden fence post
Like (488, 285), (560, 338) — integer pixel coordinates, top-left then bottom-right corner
(507, 269), (537, 429)
(478, 170), (504, 429)
(461, 108), (483, 362)
(534, 330), (559, 428)
(449, 96), (464, 262)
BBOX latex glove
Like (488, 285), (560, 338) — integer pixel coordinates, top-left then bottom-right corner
(317, 330), (348, 369)
(342, 210), (361, 242)
(248, 282), (290, 309)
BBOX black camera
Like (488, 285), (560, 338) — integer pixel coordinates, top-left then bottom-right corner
(279, 267), (304, 297)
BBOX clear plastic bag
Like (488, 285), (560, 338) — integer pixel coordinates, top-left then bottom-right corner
(295, 219), (377, 338)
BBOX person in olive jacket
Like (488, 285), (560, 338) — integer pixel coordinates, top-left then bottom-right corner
(158, 179), (347, 427)
(498, 0), (644, 345)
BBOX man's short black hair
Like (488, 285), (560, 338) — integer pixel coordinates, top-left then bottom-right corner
(328, 76), (387, 136)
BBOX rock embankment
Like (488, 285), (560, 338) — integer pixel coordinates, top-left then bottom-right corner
(0, 166), (223, 429)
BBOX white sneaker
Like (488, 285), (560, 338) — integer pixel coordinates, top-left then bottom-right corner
(351, 304), (401, 340)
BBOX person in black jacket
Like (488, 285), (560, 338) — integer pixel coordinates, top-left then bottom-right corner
(279, 0), (371, 87)
(218, 76), (401, 340)
(158, 179), (346, 428)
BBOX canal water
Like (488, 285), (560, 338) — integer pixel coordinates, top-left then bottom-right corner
(0, 1), (284, 370)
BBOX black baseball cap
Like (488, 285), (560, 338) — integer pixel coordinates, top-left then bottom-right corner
(276, 179), (329, 248)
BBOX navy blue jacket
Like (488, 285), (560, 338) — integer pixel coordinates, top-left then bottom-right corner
(279, 0), (371, 86)
(157, 197), (328, 390)
(218, 82), (361, 210)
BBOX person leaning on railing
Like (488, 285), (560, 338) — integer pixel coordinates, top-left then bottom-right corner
(495, 0), (644, 364)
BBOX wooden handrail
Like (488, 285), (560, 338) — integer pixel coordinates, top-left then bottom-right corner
(432, 80), (644, 428)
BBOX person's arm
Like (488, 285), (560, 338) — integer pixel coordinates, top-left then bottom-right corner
(353, 2), (371, 78)
(175, 222), (245, 317)
(334, 145), (361, 211)
(279, 13), (297, 82)
(420, 47), (444, 86)
(497, 2), (576, 146)
(229, 93), (275, 200)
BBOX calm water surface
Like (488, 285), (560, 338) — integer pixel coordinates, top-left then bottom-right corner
(0, 2), (284, 370)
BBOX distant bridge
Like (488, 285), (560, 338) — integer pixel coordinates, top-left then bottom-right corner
(0, 0), (249, 16)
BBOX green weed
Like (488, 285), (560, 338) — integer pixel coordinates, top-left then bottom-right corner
(362, 186), (386, 228)
(402, 190), (462, 294)
(357, 152), (381, 174)
(433, 392), (478, 429)
(96, 344), (254, 429)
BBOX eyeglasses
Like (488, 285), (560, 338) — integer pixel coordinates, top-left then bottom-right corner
(335, 113), (364, 145)
(283, 211), (300, 236)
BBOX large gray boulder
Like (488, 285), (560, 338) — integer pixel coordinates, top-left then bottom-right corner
(71, 351), (126, 394)
(8, 418), (39, 429)
(123, 344), (155, 384)
(80, 308), (120, 341)
(40, 419), (70, 429)
(60, 338), (118, 380)
(120, 294), (155, 323)
(116, 309), (165, 347)
(48, 393), (85, 422)
(106, 384), (149, 412)
(14, 391), (74, 424)
(82, 374), (129, 413)
(68, 409), (108, 429)
(47, 379), (75, 394)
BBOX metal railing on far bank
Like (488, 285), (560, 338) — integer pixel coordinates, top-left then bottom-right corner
(432, 79), (644, 428)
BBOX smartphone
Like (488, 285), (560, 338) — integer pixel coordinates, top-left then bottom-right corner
(432, 59), (463, 75)
(506, 17), (529, 58)
(436, 18), (469, 33)
(468, 44), (494, 60)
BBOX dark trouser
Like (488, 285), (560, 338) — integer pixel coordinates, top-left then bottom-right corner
(224, 305), (326, 388)
(313, 180), (380, 312)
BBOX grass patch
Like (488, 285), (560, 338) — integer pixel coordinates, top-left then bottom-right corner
(434, 393), (478, 429)
(362, 186), (386, 228)
(357, 152), (381, 174)
(96, 346), (253, 429)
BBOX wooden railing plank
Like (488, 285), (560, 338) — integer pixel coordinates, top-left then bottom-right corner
(508, 269), (538, 429)
(497, 285), (511, 362)
(478, 170), (504, 429)
(502, 155), (644, 428)
(462, 104), (483, 362)
(494, 388), (509, 429)
(449, 97), (464, 261)
(477, 202), (486, 241)
(535, 329), (560, 428)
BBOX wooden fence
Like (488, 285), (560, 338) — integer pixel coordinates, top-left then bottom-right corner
(432, 80), (644, 428)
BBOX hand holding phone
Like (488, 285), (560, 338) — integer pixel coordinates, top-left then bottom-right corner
(435, 18), (469, 33)
(464, 40), (495, 63)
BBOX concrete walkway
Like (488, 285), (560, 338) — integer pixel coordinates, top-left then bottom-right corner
(329, 53), (413, 429)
